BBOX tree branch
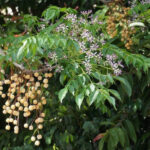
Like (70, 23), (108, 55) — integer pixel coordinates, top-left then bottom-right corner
(0, 49), (55, 73)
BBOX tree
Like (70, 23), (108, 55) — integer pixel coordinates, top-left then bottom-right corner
(0, 0), (150, 149)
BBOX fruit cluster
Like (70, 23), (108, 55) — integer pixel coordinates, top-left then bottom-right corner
(0, 71), (53, 146)
(106, 0), (136, 49)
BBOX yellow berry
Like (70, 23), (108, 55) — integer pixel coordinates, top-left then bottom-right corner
(38, 76), (42, 80)
(43, 78), (48, 84)
(3, 110), (7, 114)
(35, 140), (40, 146)
(24, 107), (29, 112)
(10, 94), (15, 99)
(48, 73), (53, 78)
(37, 134), (42, 140)
(38, 124), (43, 130)
(5, 125), (10, 130)
(37, 90), (41, 95)
(24, 123), (29, 128)
(2, 94), (6, 98)
(9, 118), (13, 122)
(33, 100), (38, 105)
(34, 72), (39, 77)
(43, 84), (48, 88)
(11, 104), (16, 110)
(31, 136), (36, 142)
(6, 118), (10, 123)
(40, 113), (45, 117)
(29, 125), (34, 130)
(19, 106), (23, 111)
(35, 82), (40, 87)
(15, 102), (20, 107)
(13, 120), (18, 125)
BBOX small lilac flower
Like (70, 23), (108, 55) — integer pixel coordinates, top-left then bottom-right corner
(79, 41), (87, 52)
(97, 52), (103, 59)
(112, 54), (117, 60)
(82, 59), (92, 74)
(81, 29), (95, 43)
(55, 65), (64, 73)
(81, 29), (91, 39)
(98, 21), (103, 25)
(141, 0), (150, 4)
(79, 17), (87, 24)
(90, 43), (99, 51)
(56, 24), (68, 33)
(91, 16), (98, 24)
(100, 33), (104, 37)
(65, 14), (77, 23)
(100, 39), (106, 45)
(40, 24), (46, 30)
(114, 69), (122, 76)
(85, 51), (97, 59)
(81, 10), (92, 16)
(117, 61), (124, 68)
(48, 52), (57, 62)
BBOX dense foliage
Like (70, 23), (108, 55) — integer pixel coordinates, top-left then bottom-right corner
(0, 0), (150, 150)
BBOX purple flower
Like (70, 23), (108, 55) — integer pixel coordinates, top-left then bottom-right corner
(106, 54), (123, 76)
(56, 24), (68, 33)
(91, 16), (98, 24)
(79, 17), (87, 24)
(98, 21), (103, 25)
(79, 41), (87, 52)
(85, 51), (97, 59)
(90, 43), (99, 51)
(82, 59), (92, 74)
(81, 29), (95, 42)
(55, 65), (64, 73)
(97, 52), (103, 59)
(81, 10), (92, 16)
(141, 0), (150, 4)
(81, 29), (90, 39)
(100, 39), (106, 45)
(65, 14), (77, 23)
(117, 61), (124, 68)
(114, 69), (122, 76)
(48, 52), (57, 62)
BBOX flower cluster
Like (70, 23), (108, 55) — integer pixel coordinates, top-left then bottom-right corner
(140, 0), (150, 4)
(106, 54), (124, 76)
(56, 24), (68, 33)
(55, 12), (123, 75)
(81, 10), (92, 16)
(64, 14), (77, 23)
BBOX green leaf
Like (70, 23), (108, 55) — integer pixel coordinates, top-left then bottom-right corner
(58, 88), (68, 103)
(98, 137), (105, 150)
(109, 89), (122, 101)
(68, 85), (75, 96)
(107, 96), (116, 109)
(88, 89), (99, 106)
(17, 40), (28, 59)
(117, 128), (125, 147)
(107, 128), (119, 150)
(129, 22), (145, 27)
(124, 120), (137, 143)
(75, 92), (84, 109)
(60, 72), (67, 85)
(89, 83), (95, 92)
(114, 76), (132, 97)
